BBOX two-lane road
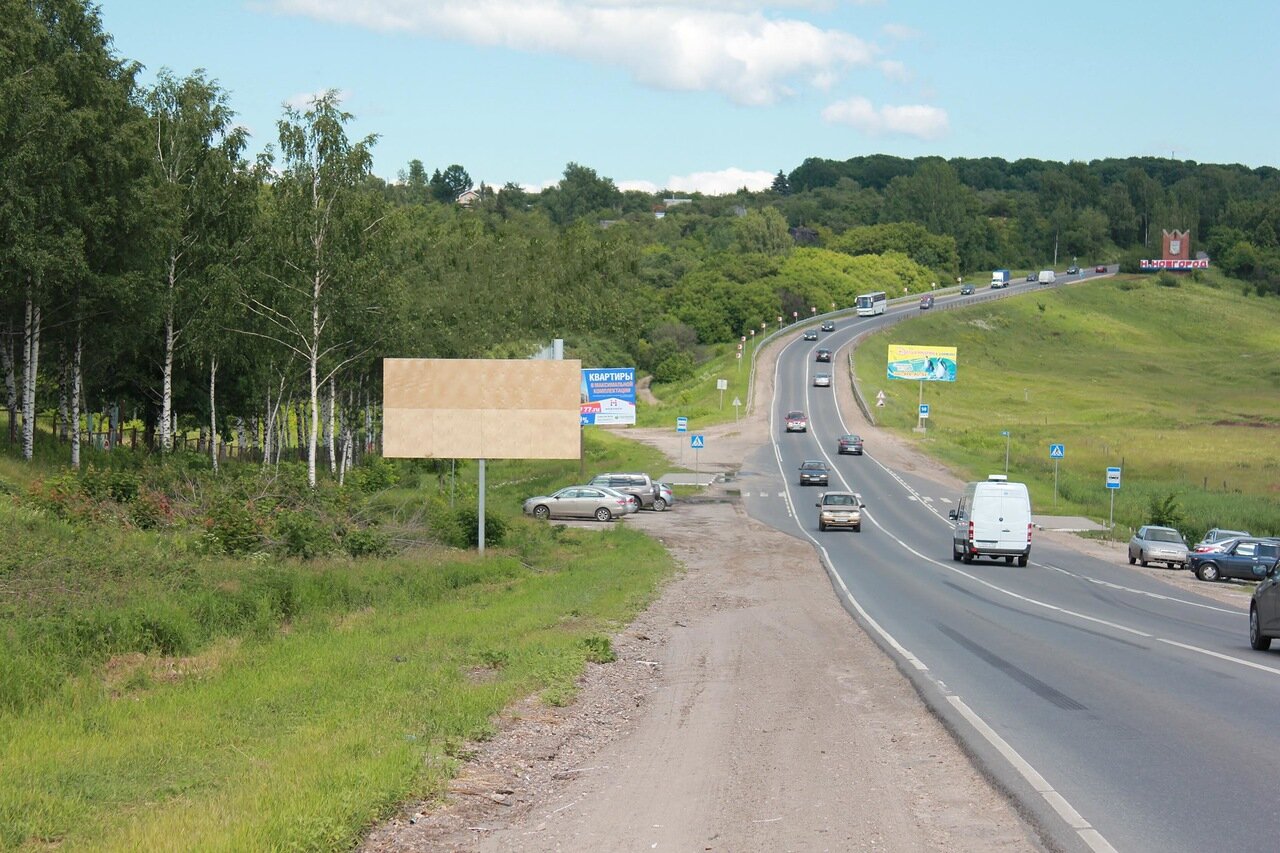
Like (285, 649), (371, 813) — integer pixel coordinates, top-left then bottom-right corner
(738, 289), (1278, 853)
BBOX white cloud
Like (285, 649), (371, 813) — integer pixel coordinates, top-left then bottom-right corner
(270, 1), (876, 106)
(822, 95), (948, 139)
(878, 59), (910, 83)
(665, 167), (775, 194)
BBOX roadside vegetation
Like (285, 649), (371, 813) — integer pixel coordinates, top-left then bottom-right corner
(0, 429), (676, 850)
(852, 271), (1280, 540)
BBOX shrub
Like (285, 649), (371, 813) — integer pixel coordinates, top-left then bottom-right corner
(342, 527), (391, 558)
(582, 635), (616, 663)
(273, 509), (334, 560)
(1147, 492), (1184, 528)
(129, 489), (173, 530)
(654, 351), (695, 383)
(348, 457), (399, 493)
(207, 497), (263, 555)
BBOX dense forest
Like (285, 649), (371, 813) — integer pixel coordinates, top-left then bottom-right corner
(4, 0), (1279, 484)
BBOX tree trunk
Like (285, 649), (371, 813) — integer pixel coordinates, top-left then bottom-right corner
(209, 356), (218, 473)
(326, 375), (336, 475)
(1, 322), (17, 443)
(22, 294), (41, 461)
(160, 291), (176, 452)
(70, 335), (82, 469)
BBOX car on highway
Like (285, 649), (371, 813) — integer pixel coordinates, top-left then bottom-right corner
(815, 348), (832, 362)
(816, 491), (864, 532)
(1066, 265), (1080, 274)
(523, 486), (631, 522)
(837, 434), (864, 455)
(803, 330), (819, 341)
(1187, 538), (1280, 582)
(1193, 528), (1251, 552)
(960, 283), (975, 295)
(1250, 562), (1280, 650)
(798, 460), (829, 486)
(1025, 272), (1038, 282)
(919, 294), (934, 310)
(812, 372), (831, 388)
(1127, 525), (1188, 569)
(1095, 265), (1107, 273)
(785, 411), (808, 432)
(820, 321), (835, 332)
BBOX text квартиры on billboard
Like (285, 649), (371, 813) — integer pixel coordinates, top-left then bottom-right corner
(580, 368), (636, 425)
(886, 345), (957, 382)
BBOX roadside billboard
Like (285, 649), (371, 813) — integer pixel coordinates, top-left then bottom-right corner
(887, 345), (957, 382)
(580, 368), (636, 425)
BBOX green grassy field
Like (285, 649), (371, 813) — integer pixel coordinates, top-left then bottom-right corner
(0, 429), (677, 850)
(852, 273), (1280, 538)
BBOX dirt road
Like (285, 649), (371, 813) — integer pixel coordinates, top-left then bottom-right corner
(362, 336), (1047, 852)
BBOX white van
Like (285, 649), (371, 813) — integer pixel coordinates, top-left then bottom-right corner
(949, 475), (1032, 566)
(1037, 270), (1056, 284)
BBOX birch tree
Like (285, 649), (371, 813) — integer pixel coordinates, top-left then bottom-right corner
(246, 91), (380, 487)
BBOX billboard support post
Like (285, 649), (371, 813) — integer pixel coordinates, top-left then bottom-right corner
(478, 459), (486, 556)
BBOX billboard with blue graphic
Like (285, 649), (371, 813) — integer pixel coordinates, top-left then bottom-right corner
(580, 368), (636, 425)
(887, 345), (957, 382)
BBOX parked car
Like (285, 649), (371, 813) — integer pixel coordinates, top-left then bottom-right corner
(837, 434), (864, 455)
(798, 459), (829, 486)
(1193, 528), (1251, 552)
(1025, 272), (1038, 282)
(1187, 538), (1280, 582)
(1095, 264), (1108, 273)
(812, 372), (831, 387)
(1066, 265), (1080, 274)
(596, 486), (640, 514)
(656, 481), (676, 509)
(816, 491), (864, 532)
(803, 330), (819, 341)
(815, 348), (832, 362)
(785, 411), (808, 432)
(960, 283), (975, 295)
(820, 321), (836, 332)
(523, 486), (630, 522)
(588, 472), (666, 510)
(1127, 525), (1188, 569)
(919, 294), (934, 310)
(1250, 562), (1280, 649)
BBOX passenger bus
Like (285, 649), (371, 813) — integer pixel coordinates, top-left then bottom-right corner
(854, 291), (887, 317)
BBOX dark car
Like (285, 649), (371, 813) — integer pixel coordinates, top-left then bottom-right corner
(959, 283), (975, 295)
(919, 294), (934, 310)
(1095, 265), (1107, 273)
(1250, 561), (1280, 649)
(837, 434), (864, 455)
(820, 321), (835, 332)
(1026, 272), (1038, 282)
(1066, 265), (1080, 274)
(1187, 538), (1280, 582)
(815, 348), (831, 362)
(798, 459), (829, 486)
(803, 330), (819, 341)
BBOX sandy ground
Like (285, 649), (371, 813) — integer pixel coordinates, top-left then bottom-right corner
(363, 330), (1246, 852)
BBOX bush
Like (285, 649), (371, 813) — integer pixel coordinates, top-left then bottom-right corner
(654, 351), (695, 384)
(1147, 492), (1184, 528)
(273, 509), (334, 560)
(342, 527), (391, 558)
(129, 489), (173, 530)
(427, 497), (506, 549)
(348, 457), (399, 493)
(206, 497), (263, 555)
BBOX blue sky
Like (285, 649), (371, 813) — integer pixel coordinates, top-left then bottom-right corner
(100, 1), (1279, 194)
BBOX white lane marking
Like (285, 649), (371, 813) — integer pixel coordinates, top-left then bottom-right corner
(1041, 564), (1242, 615)
(947, 696), (1116, 853)
(1158, 638), (1280, 676)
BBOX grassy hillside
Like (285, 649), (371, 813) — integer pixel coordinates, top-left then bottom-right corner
(853, 272), (1280, 538)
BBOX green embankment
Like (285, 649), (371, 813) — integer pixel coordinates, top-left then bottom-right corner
(0, 431), (677, 850)
(852, 274), (1280, 536)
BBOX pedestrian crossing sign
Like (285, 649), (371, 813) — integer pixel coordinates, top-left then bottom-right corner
(690, 435), (705, 449)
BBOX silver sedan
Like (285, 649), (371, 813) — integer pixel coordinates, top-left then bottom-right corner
(523, 486), (632, 521)
(1127, 525), (1189, 569)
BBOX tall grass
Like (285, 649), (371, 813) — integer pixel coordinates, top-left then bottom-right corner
(853, 274), (1280, 538)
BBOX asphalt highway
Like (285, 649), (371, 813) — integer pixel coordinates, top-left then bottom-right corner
(738, 271), (1279, 853)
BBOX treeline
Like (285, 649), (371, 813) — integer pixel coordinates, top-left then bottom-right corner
(5, 1), (1279, 483)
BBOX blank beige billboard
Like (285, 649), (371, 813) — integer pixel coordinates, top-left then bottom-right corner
(383, 358), (582, 459)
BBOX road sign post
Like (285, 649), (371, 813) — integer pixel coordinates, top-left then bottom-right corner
(676, 417), (687, 465)
(918, 403), (930, 435)
(732, 396), (741, 423)
(1106, 466), (1122, 528)
(691, 434), (705, 479)
(1049, 444), (1065, 507)
(716, 378), (728, 410)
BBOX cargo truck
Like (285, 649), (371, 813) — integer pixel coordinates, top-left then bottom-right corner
(990, 269), (1011, 288)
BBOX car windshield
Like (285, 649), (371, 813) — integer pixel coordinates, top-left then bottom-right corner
(801, 461), (826, 470)
(1147, 529), (1183, 543)
(787, 412), (804, 419)
(823, 494), (856, 506)
(842, 435), (860, 441)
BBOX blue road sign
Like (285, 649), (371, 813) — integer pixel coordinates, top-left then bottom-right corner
(690, 434), (705, 449)
(1049, 443), (1065, 459)
(676, 417), (688, 432)
(1106, 467), (1122, 489)
(919, 404), (930, 418)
